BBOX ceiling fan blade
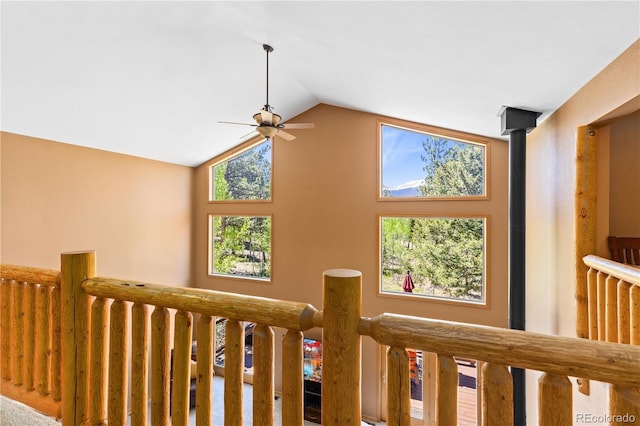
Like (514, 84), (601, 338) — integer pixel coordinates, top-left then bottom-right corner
(277, 130), (296, 141)
(218, 121), (257, 127)
(281, 122), (315, 130)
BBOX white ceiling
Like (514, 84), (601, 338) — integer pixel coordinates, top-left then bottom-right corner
(2, 1), (639, 167)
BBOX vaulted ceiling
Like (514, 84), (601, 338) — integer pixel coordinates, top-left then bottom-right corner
(2, 1), (639, 166)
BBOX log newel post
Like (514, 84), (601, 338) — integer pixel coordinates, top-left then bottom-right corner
(61, 250), (96, 426)
(321, 269), (362, 426)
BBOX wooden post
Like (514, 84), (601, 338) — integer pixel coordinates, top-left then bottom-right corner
(61, 251), (96, 426)
(538, 373), (572, 425)
(224, 319), (244, 426)
(131, 302), (149, 426)
(1, 278), (11, 380)
(109, 299), (130, 425)
(89, 297), (108, 425)
(282, 330), (303, 426)
(386, 346), (411, 425)
(196, 314), (214, 426)
(610, 385), (640, 426)
(151, 306), (170, 426)
(172, 310), (193, 426)
(438, 355), (458, 426)
(322, 269), (361, 426)
(253, 324), (275, 426)
(481, 363), (513, 426)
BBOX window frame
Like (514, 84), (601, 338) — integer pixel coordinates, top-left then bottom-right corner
(377, 119), (491, 201)
(208, 213), (273, 282)
(378, 213), (489, 306)
(208, 137), (273, 203)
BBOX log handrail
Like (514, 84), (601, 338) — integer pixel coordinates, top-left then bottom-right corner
(82, 277), (321, 331)
(361, 313), (640, 387)
(0, 264), (60, 287)
(583, 255), (640, 286)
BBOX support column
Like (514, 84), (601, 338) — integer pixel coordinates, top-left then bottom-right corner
(499, 106), (542, 426)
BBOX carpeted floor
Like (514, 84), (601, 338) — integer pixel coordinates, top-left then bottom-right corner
(0, 396), (60, 426)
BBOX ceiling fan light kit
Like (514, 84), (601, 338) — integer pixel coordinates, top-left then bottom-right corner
(219, 43), (314, 142)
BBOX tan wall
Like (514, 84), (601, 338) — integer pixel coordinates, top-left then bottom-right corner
(609, 109), (640, 236)
(525, 39), (640, 423)
(1, 132), (193, 285)
(193, 103), (510, 420)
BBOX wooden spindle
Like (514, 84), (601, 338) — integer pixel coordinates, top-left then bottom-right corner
(253, 324), (274, 426)
(631, 285), (640, 346)
(322, 269), (361, 426)
(11, 280), (26, 386)
(481, 363), (513, 426)
(36, 285), (52, 396)
(131, 302), (149, 426)
(610, 384), (640, 426)
(538, 373), (572, 425)
(151, 306), (171, 426)
(89, 297), (109, 425)
(587, 268), (598, 340)
(171, 310), (193, 426)
(196, 314), (214, 426)
(282, 330), (303, 426)
(224, 319), (244, 426)
(618, 281), (632, 344)
(61, 251), (95, 426)
(109, 299), (129, 426)
(23, 282), (36, 391)
(605, 276), (619, 342)
(597, 271), (606, 340)
(51, 285), (62, 401)
(387, 346), (411, 425)
(1, 278), (11, 380)
(437, 355), (458, 426)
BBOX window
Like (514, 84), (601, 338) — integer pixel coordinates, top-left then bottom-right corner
(209, 215), (272, 280)
(380, 216), (486, 303)
(210, 139), (272, 201)
(380, 123), (487, 199)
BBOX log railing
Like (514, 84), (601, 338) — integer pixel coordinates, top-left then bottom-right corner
(3, 253), (640, 425)
(0, 265), (62, 418)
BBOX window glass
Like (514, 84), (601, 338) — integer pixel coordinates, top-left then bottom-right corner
(380, 124), (486, 198)
(380, 216), (485, 302)
(209, 215), (271, 280)
(211, 139), (272, 201)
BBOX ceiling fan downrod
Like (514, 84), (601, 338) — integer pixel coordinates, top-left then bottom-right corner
(263, 44), (274, 112)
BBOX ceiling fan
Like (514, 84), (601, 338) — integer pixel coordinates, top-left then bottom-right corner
(219, 44), (314, 141)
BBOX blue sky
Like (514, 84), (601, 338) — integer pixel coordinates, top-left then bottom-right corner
(381, 124), (430, 188)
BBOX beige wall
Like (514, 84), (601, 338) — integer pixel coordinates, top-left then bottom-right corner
(1, 132), (193, 285)
(609, 109), (640, 236)
(193, 104), (510, 420)
(525, 39), (640, 423)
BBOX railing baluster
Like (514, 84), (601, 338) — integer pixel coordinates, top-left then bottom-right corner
(387, 346), (411, 425)
(597, 271), (607, 340)
(90, 297), (109, 424)
(224, 319), (244, 426)
(36, 285), (51, 396)
(587, 268), (598, 341)
(51, 284), (62, 401)
(109, 299), (129, 426)
(618, 280), (632, 344)
(151, 306), (171, 426)
(631, 285), (640, 346)
(11, 280), (25, 386)
(538, 373), (572, 425)
(609, 384), (640, 425)
(438, 354), (458, 426)
(0, 278), (11, 380)
(23, 282), (36, 391)
(606, 275), (619, 342)
(282, 329), (303, 426)
(481, 363), (513, 426)
(253, 324), (274, 426)
(131, 302), (149, 426)
(172, 310), (193, 426)
(196, 314), (214, 426)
